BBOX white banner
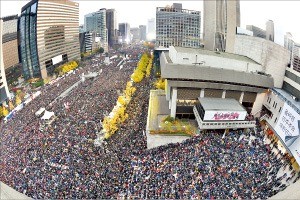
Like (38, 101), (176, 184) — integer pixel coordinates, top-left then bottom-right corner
(52, 55), (63, 65)
(274, 103), (300, 165)
(203, 110), (247, 121)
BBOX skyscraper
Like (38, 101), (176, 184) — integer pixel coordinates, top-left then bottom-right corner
(0, 19), (10, 103)
(203, 0), (240, 53)
(284, 32), (294, 52)
(139, 25), (146, 41)
(156, 3), (201, 48)
(118, 23), (130, 44)
(18, 0), (80, 79)
(147, 18), (155, 41)
(84, 9), (108, 51)
(1, 15), (21, 83)
(246, 25), (266, 39)
(106, 9), (118, 47)
(266, 20), (274, 42)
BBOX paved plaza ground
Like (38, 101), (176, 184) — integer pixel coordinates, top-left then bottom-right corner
(0, 182), (31, 200)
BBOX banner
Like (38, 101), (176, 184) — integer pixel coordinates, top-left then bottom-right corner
(203, 110), (247, 121)
(274, 103), (300, 165)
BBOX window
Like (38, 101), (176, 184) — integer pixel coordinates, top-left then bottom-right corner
(274, 118), (278, 123)
(279, 107), (282, 113)
(273, 101), (275, 107)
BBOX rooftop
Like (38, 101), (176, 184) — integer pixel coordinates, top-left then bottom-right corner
(173, 46), (259, 65)
(198, 98), (246, 112)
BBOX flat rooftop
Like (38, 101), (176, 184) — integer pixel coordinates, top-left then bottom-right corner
(173, 46), (259, 64)
(198, 98), (246, 112)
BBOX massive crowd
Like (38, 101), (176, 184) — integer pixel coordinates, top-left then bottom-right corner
(0, 45), (299, 199)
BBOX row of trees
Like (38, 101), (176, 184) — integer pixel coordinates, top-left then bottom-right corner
(131, 52), (153, 83)
(102, 81), (136, 139)
(54, 60), (79, 76)
(80, 47), (104, 59)
(0, 90), (25, 118)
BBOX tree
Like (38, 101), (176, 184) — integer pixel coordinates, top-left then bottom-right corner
(2, 106), (9, 117)
(154, 78), (166, 90)
(15, 95), (22, 106)
(0, 106), (3, 118)
(98, 47), (104, 54)
(8, 101), (14, 111)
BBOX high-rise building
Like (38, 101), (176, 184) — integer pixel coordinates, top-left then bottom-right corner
(147, 18), (155, 41)
(266, 20), (274, 42)
(18, 0), (80, 79)
(106, 9), (118, 47)
(84, 9), (108, 51)
(130, 27), (140, 43)
(203, 0), (240, 53)
(156, 3), (201, 48)
(284, 32), (294, 52)
(1, 15), (22, 84)
(0, 19), (10, 103)
(139, 25), (146, 41)
(246, 25), (266, 39)
(118, 23), (130, 44)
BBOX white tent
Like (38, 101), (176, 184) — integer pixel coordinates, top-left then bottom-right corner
(41, 110), (55, 120)
(35, 107), (45, 116)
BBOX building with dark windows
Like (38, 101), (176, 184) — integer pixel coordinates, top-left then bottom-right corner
(130, 27), (140, 43)
(156, 3), (201, 48)
(118, 23), (130, 44)
(18, 0), (80, 79)
(84, 8), (108, 52)
(0, 19), (10, 103)
(106, 9), (118, 47)
(1, 15), (22, 84)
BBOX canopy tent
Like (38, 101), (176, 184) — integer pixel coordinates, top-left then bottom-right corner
(41, 110), (55, 120)
(35, 107), (45, 116)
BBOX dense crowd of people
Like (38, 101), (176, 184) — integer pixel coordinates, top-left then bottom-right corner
(0, 44), (299, 199)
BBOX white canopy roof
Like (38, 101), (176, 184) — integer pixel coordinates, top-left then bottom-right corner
(35, 107), (45, 116)
(41, 110), (55, 120)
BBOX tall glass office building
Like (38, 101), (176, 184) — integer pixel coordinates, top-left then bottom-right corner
(18, 0), (80, 79)
(156, 3), (201, 48)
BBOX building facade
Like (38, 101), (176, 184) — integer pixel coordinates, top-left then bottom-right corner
(130, 27), (140, 43)
(234, 35), (290, 88)
(266, 20), (274, 42)
(156, 3), (201, 48)
(18, 0), (80, 79)
(0, 19), (10, 103)
(118, 23), (130, 44)
(203, 0), (240, 53)
(261, 88), (300, 167)
(284, 62), (300, 101)
(1, 15), (22, 84)
(246, 25), (266, 39)
(147, 18), (155, 41)
(106, 9), (118, 47)
(139, 25), (146, 41)
(84, 9), (108, 51)
(159, 46), (274, 120)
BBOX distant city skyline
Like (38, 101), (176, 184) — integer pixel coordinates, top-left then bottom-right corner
(1, 0), (300, 46)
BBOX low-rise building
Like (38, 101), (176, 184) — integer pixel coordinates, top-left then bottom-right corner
(159, 46), (274, 125)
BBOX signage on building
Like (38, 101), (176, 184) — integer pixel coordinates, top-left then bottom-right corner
(203, 110), (247, 121)
(52, 55), (63, 65)
(274, 103), (300, 165)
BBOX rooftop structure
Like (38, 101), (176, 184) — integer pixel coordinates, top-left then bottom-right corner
(199, 98), (246, 112)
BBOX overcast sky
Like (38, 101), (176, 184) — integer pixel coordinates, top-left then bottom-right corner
(1, 0), (300, 46)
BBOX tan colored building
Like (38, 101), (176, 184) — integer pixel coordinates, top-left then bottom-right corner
(1, 19), (10, 103)
(19, 0), (80, 79)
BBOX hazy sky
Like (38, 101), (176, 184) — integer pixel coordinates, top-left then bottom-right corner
(1, 0), (300, 46)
